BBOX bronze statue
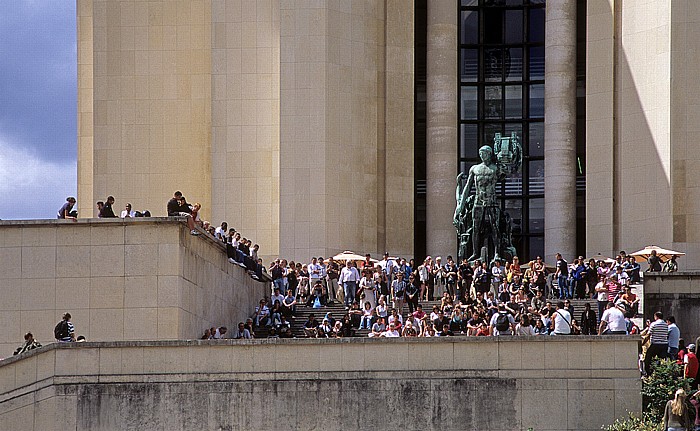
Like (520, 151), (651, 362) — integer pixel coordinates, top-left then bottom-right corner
(453, 132), (522, 264)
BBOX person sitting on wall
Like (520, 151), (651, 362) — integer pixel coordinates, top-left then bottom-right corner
(13, 332), (42, 356)
(99, 195), (117, 218)
(57, 197), (78, 221)
(120, 202), (136, 218)
(166, 191), (200, 235)
(231, 322), (252, 339)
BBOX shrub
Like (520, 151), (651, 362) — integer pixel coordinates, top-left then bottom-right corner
(641, 358), (693, 424)
(601, 412), (660, 431)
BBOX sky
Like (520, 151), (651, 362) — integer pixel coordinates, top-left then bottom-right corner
(0, 2), (77, 219)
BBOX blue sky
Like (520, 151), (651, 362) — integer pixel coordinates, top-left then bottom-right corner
(0, 2), (77, 219)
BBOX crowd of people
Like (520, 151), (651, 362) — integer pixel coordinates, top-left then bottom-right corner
(240, 250), (676, 341)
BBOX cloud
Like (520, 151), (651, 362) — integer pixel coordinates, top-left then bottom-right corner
(0, 137), (76, 220)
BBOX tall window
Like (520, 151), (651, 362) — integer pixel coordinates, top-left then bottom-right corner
(458, 0), (546, 260)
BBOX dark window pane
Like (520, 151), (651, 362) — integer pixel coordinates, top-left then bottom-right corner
(504, 200), (523, 234)
(528, 236), (544, 261)
(504, 122), (523, 138)
(529, 198), (544, 233)
(504, 174), (523, 196)
(462, 0), (478, 5)
(505, 10), (523, 43)
(529, 46), (544, 80)
(460, 161), (476, 176)
(506, 0), (524, 4)
(461, 49), (479, 82)
(528, 122), (544, 156)
(461, 10), (479, 44)
(484, 48), (504, 82)
(529, 8), (545, 43)
(529, 83), (544, 118)
(460, 124), (479, 159)
(505, 85), (522, 119)
(484, 8), (503, 44)
(484, 86), (503, 119)
(505, 48), (522, 81)
(483, 123), (502, 146)
(528, 160), (544, 194)
(461, 86), (478, 120)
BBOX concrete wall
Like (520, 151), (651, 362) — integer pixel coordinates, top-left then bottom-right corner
(0, 337), (641, 431)
(644, 272), (700, 342)
(0, 219), (267, 357)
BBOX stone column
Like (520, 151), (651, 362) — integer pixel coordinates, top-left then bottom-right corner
(425, 0), (458, 258)
(544, 0), (577, 262)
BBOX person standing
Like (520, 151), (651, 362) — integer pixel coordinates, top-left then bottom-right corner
(662, 388), (690, 431)
(667, 316), (681, 358)
(339, 260), (360, 309)
(551, 301), (572, 336)
(555, 253), (569, 299)
(598, 302), (626, 335)
(645, 311), (670, 375)
(391, 272), (408, 314)
(580, 302), (597, 335)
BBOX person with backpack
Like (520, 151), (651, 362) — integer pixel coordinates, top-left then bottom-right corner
(54, 312), (75, 342)
(489, 304), (515, 336)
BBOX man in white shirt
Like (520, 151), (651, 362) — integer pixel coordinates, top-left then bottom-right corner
(598, 301), (627, 335)
(380, 252), (397, 282)
(380, 323), (400, 337)
(214, 222), (228, 241)
(270, 288), (285, 308)
(308, 257), (322, 288)
(491, 260), (504, 295)
(339, 260), (361, 309)
(551, 301), (572, 335)
(120, 203), (136, 218)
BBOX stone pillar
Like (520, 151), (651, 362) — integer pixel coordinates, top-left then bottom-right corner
(425, 0), (458, 258)
(544, 0), (577, 262)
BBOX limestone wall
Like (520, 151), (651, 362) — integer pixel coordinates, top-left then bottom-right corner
(0, 337), (640, 431)
(0, 219), (267, 357)
(644, 272), (700, 341)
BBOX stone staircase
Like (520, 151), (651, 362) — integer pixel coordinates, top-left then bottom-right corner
(256, 282), (644, 338)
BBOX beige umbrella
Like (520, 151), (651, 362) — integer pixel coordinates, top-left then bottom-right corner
(586, 253), (615, 264)
(629, 245), (685, 263)
(332, 251), (378, 263)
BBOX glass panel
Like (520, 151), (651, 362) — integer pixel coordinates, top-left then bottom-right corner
(529, 8), (545, 43)
(459, 161), (476, 177)
(504, 122), (523, 139)
(484, 86), (503, 119)
(529, 83), (544, 118)
(528, 160), (544, 194)
(461, 10), (479, 45)
(529, 46), (545, 80)
(505, 48), (522, 81)
(461, 0), (479, 5)
(528, 122), (544, 156)
(528, 236), (544, 261)
(504, 200), (523, 235)
(484, 48), (504, 82)
(503, 174), (523, 196)
(483, 123), (502, 146)
(483, 8), (503, 44)
(506, 0), (524, 4)
(461, 49), (479, 82)
(505, 86), (522, 119)
(460, 124), (479, 159)
(505, 10), (523, 43)
(461, 86), (478, 120)
(529, 198), (544, 233)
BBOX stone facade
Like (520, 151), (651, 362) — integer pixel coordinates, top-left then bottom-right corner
(0, 337), (641, 431)
(0, 219), (267, 356)
(644, 271), (700, 342)
(586, 0), (700, 269)
(77, 0), (414, 264)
